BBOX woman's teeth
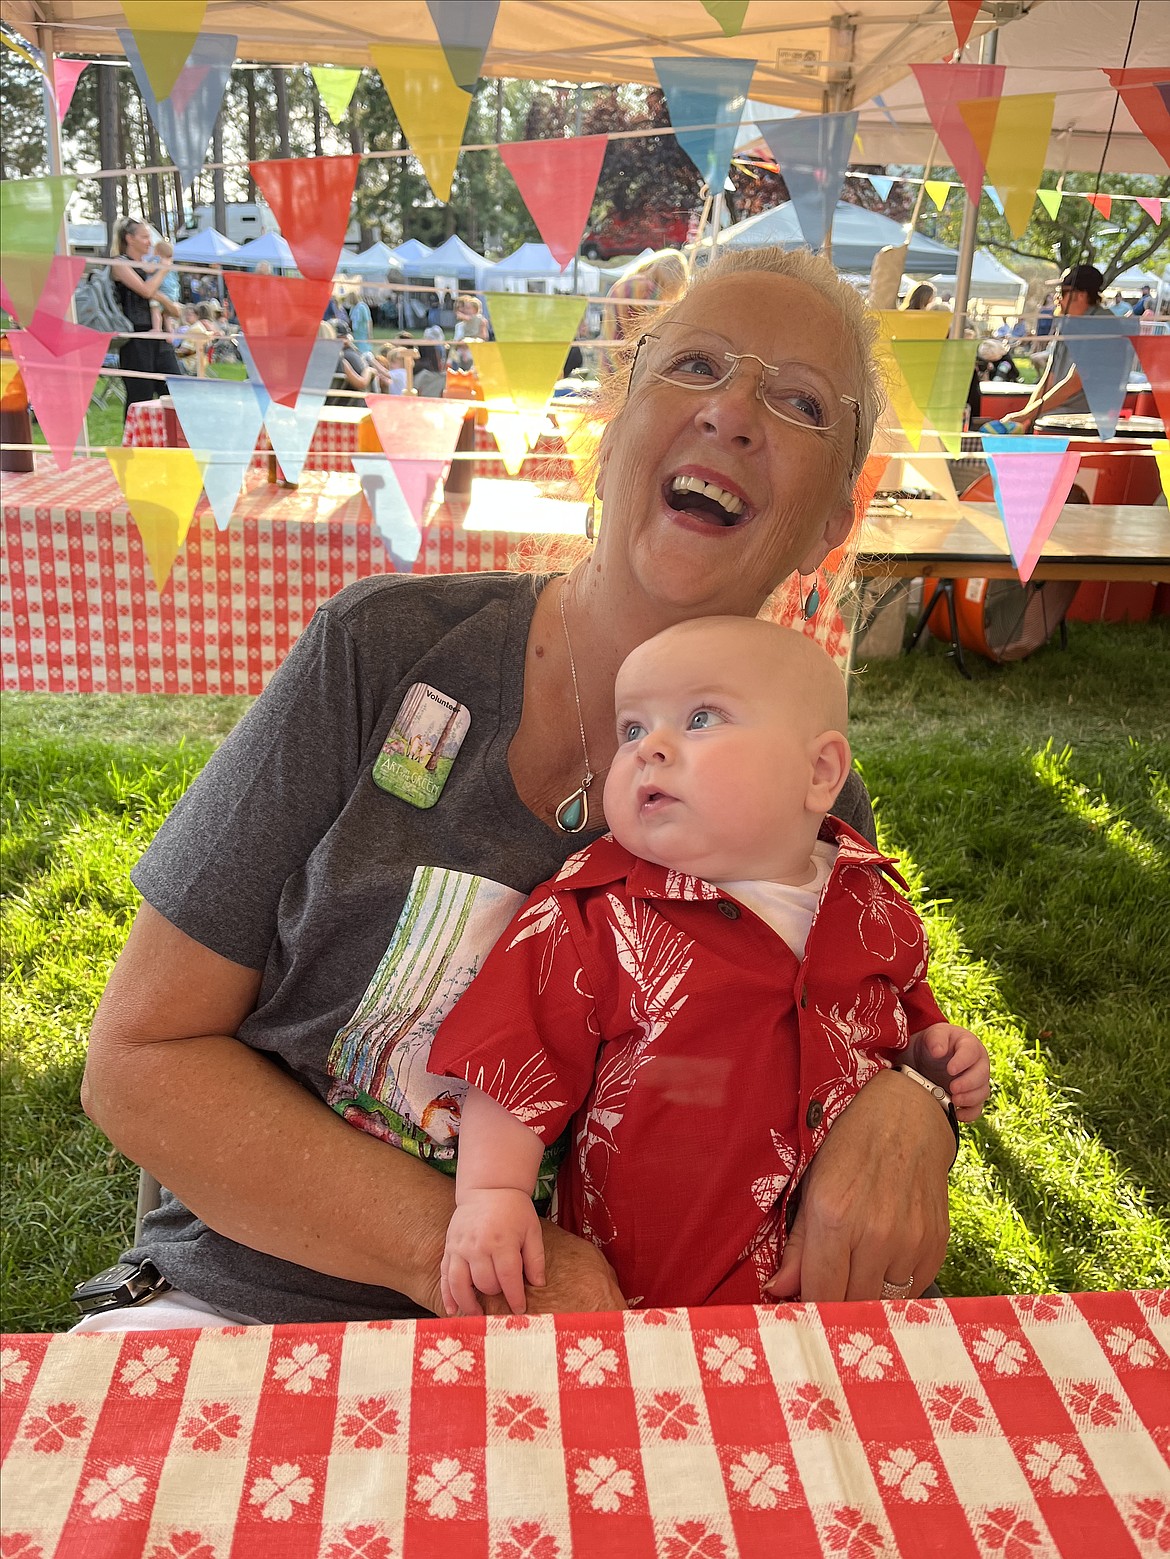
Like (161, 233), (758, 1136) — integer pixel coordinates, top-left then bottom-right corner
(669, 474), (745, 520)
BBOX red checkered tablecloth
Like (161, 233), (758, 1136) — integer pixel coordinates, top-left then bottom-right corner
(1, 1293), (1167, 1558)
(122, 399), (367, 476)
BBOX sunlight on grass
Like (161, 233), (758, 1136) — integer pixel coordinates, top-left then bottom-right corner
(1030, 739), (1167, 872)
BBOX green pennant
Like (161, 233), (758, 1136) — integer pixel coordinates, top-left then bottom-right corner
(1036, 187), (1063, 220)
(700, 1), (750, 36)
(310, 66), (362, 126)
(0, 175), (75, 325)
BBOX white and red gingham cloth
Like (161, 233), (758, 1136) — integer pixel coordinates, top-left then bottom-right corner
(122, 400), (367, 476)
(2, 1293), (1167, 1559)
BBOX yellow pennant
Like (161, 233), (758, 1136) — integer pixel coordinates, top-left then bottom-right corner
(874, 311), (949, 450)
(956, 95), (1000, 178)
(923, 339), (978, 456)
(120, 1), (209, 101)
(369, 44), (471, 204)
(1037, 188), (1063, 221)
(0, 359), (23, 399)
(924, 180), (951, 212)
(486, 411), (547, 476)
(875, 311), (951, 343)
(105, 445), (205, 591)
(963, 93), (1055, 237)
(1154, 440), (1170, 505)
(472, 340), (569, 415)
(488, 294), (589, 344)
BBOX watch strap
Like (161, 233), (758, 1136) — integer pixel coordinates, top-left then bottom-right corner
(897, 1064), (961, 1164)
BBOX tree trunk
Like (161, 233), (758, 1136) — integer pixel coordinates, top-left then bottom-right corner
(312, 88), (323, 159)
(245, 71), (258, 196)
(348, 116), (375, 248)
(211, 111), (228, 234)
(97, 63), (124, 236)
(141, 106), (164, 234)
(172, 173), (186, 233)
(273, 69), (291, 157)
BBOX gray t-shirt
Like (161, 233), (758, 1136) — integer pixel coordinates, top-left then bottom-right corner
(126, 571), (876, 1323)
(1046, 303), (1114, 417)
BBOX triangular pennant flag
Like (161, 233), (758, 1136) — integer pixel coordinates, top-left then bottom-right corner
(370, 44), (472, 204)
(889, 340), (951, 451)
(119, 1), (208, 101)
(700, 1), (750, 36)
(871, 94), (899, 128)
(1102, 68), (1170, 171)
(226, 273), (334, 407)
(54, 60), (88, 123)
(487, 293), (589, 343)
(868, 174), (895, 201)
(352, 453), (423, 566)
(473, 340), (570, 415)
(1037, 187), (1063, 220)
(876, 311), (952, 342)
(105, 445), (206, 590)
(924, 180), (951, 211)
(1086, 192), (1113, 219)
(964, 92), (1054, 237)
(389, 457), (449, 523)
(250, 156), (361, 282)
(1054, 314), (1140, 440)
(923, 338), (978, 455)
(260, 339), (339, 482)
(756, 110), (860, 253)
(875, 311), (950, 450)
(119, 29), (237, 191)
(1136, 196), (1163, 223)
(24, 255), (86, 353)
(1153, 439), (1170, 504)
(986, 185), (1005, 217)
(1132, 336), (1170, 427)
(983, 435), (1081, 582)
(234, 336), (272, 418)
(425, 0), (499, 91)
(911, 62), (1005, 206)
(486, 410), (546, 475)
(165, 376), (266, 529)
(364, 395), (468, 460)
(8, 323), (112, 472)
(0, 175), (75, 326)
(948, 0), (983, 52)
(310, 66), (361, 126)
(499, 136), (608, 268)
(652, 56), (756, 195)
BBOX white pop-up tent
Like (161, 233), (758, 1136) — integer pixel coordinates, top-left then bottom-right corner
(930, 250), (1028, 308)
(170, 228), (242, 265)
(399, 233), (495, 291)
(713, 200), (962, 275)
(234, 232), (297, 271)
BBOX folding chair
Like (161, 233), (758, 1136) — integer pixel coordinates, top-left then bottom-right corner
(91, 353), (125, 411)
(135, 1168), (162, 1243)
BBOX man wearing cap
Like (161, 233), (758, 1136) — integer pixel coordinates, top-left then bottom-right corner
(1013, 264), (1113, 432)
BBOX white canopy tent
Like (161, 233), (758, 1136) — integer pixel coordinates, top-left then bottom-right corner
(487, 243), (614, 295)
(398, 233), (494, 290)
(341, 241), (404, 279)
(711, 200), (962, 274)
(233, 232), (297, 271)
(170, 228), (242, 265)
(390, 239), (434, 265)
(930, 250), (1028, 307)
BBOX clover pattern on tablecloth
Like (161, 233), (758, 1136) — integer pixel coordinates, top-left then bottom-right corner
(875, 1444), (941, 1503)
(492, 1519), (562, 1559)
(1012, 1295), (1069, 1324)
(145, 1533), (216, 1559)
(270, 1340), (332, 1394)
(0, 1348), (31, 1394)
(179, 1401), (243, 1451)
(411, 1454), (480, 1519)
(783, 1381), (843, 1435)
(639, 1389), (704, 1443)
(1134, 1290), (1170, 1322)
(338, 1396), (401, 1450)
(1058, 1379), (1128, 1431)
(819, 1504), (891, 1558)
(569, 1452), (641, 1514)
(967, 1326), (1033, 1376)
(319, 1524), (395, 1559)
(976, 1505), (1049, 1556)
(833, 1330), (897, 1382)
(119, 1344), (181, 1398)
(885, 1299), (938, 1326)
(80, 1461), (149, 1520)
(1, 1535), (44, 1559)
(248, 1461), (316, 1521)
(560, 1334), (623, 1387)
(699, 1332), (758, 1385)
(1125, 1496), (1170, 1554)
(489, 1392), (552, 1443)
(23, 1401), (87, 1453)
(419, 1333), (478, 1385)
(724, 1447), (793, 1510)
(1018, 1437), (1092, 1498)
(924, 1382), (992, 1435)
(1099, 1324), (1163, 1369)
(657, 1517), (732, 1558)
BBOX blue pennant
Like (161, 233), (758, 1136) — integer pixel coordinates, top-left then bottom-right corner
(653, 56), (756, 195)
(119, 30), (238, 192)
(165, 376), (266, 530)
(757, 111), (861, 252)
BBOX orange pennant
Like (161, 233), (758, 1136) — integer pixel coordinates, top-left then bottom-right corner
(250, 156), (361, 282)
(499, 137), (609, 268)
(947, 0), (982, 53)
(1086, 193), (1113, 219)
(1103, 68), (1170, 171)
(225, 273), (334, 407)
(964, 93), (1055, 237)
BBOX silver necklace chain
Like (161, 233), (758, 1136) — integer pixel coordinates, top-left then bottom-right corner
(555, 584), (594, 832)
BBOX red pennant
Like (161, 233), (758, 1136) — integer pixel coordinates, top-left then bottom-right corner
(947, 0), (982, 53)
(499, 136), (609, 269)
(226, 273), (333, 406)
(250, 156), (361, 281)
(24, 254), (86, 350)
(911, 62), (1006, 205)
(1103, 68), (1170, 171)
(1133, 337), (1170, 428)
(1086, 193), (1113, 219)
(8, 321), (112, 472)
(365, 395), (468, 459)
(1136, 196), (1163, 223)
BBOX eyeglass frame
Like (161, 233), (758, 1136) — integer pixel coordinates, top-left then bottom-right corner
(627, 328), (863, 479)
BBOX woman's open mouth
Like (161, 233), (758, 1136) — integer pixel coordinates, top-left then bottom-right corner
(664, 474), (749, 527)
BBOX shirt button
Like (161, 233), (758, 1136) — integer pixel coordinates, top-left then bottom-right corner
(806, 1099), (824, 1130)
(718, 901), (740, 920)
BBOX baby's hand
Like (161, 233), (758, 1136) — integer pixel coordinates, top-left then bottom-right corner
(910, 1023), (991, 1122)
(441, 1188), (546, 1317)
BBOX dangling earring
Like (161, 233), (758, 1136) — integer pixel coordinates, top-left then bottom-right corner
(800, 571), (821, 621)
(585, 501), (596, 542)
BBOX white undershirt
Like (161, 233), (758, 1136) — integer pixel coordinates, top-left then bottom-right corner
(717, 840), (838, 961)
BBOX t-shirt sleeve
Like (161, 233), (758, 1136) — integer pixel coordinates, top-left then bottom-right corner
(833, 768), (877, 847)
(131, 603), (369, 969)
(428, 889), (599, 1145)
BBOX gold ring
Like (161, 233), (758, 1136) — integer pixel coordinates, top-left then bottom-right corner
(881, 1276), (915, 1300)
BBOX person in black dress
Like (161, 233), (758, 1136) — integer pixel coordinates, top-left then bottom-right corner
(110, 217), (182, 425)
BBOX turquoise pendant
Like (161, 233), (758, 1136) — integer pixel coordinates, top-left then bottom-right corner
(555, 775), (592, 833)
(802, 583), (820, 621)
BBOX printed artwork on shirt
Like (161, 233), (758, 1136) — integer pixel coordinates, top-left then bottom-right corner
(372, 683), (471, 809)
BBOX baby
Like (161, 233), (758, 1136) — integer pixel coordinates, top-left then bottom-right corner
(428, 617), (990, 1314)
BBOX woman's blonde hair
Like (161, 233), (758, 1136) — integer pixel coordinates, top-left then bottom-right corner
(111, 215), (147, 257)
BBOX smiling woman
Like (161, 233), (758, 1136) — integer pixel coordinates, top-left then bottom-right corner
(77, 243), (958, 1336)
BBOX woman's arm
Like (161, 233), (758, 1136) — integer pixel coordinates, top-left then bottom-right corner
(111, 258), (173, 302)
(340, 352), (375, 391)
(83, 903), (625, 1315)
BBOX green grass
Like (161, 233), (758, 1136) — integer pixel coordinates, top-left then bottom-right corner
(2, 624), (1169, 1331)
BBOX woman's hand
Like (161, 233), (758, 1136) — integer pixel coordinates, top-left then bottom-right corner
(766, 1069), (954, 1302)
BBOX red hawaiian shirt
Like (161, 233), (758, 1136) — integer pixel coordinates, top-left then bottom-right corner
(429, 816), (948, 1308)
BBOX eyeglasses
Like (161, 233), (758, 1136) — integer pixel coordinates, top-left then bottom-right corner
(629, 323), (862, 474)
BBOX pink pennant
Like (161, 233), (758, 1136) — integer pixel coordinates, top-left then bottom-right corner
(54, 60), (88, 123)
(22, 255), (86, 350)
(250, 156), (361, 282)
(1132, 337), (1170, 427)
(911, 62), (1006, 205)
(947, 0), (982, 53)
(390, 458), (449, 523)
(7, 322), (112, 472)
(499, 136), (609, 268)
(1103, 69), (1170, 171)
(1136, 196), (1163, 223)
(225, 273), (334, 406)
(365, 395), (468, 460)
(989, 450), (1082, 583)
(1086, 193), (1112, 219)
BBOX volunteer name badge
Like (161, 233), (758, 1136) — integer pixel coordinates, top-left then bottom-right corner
(373, 683), (471, 809)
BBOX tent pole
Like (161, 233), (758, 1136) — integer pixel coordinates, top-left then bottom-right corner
(951, 27), (998, 340)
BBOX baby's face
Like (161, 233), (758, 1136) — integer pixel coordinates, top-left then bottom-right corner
(603, 622), (842, 882)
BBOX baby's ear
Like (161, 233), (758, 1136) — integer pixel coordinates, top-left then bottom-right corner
(807, 730), (851, 813)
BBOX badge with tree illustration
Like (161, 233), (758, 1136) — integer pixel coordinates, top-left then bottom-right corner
(373, 683), (471, 808)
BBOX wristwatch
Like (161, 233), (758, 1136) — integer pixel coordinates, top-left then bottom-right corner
(897, 1065), (961, 1162)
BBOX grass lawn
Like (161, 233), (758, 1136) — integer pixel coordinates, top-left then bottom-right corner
(2, 620), (1168, 1332)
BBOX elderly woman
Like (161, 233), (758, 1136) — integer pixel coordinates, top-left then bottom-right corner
(78, 246), (955, 1330)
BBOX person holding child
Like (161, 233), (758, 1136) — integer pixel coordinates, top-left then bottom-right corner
(110, 216), (182, 422)
(434, 617), (988, 1315)
(78, 245), (960, 1331)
